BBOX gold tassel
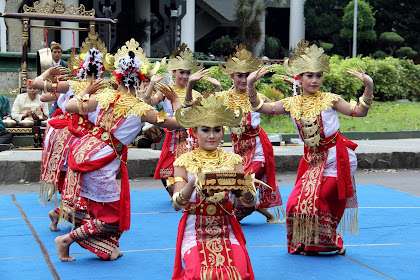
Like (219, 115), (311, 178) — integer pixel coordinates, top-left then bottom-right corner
(200, 266), (242, 280)
(339, 208), (359, 235)
(38, 182), (58, 206)
(268, 206), (286, 224)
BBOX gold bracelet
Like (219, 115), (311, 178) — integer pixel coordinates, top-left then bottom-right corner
(349, 99), (357, 112)
(250, 98), (264, 112)
(52, 83), (57, 92)
(43, 80), (48, 92)
(172, 192), (182, 208)
(178, 189), (189, 202)
(248, 91), (258, 98)
(184, 99), (193, 106)
(359, 96), (372, 109)
(362, 95), (374, 104)
(174, 176), (186, 183)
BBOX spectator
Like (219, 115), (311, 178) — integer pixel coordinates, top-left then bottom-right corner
(0, 94), (12, 144)
(49, 42), (67, 117)
(11, 80), (48, 123)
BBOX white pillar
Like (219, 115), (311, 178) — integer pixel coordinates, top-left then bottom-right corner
(60, 0), (79, 51)
(289, 0), (305, 50)
(136, 0), (151, 56)
(0, 0), (6, 52)
(253, 13), (265, 57)
(181, 0), (195, 52)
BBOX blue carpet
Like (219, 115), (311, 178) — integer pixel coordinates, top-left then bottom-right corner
(1, 185), (419, 280)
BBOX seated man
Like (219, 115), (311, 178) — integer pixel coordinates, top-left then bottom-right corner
(0, 94), (12, 144)
(11, 80), (48, 123)
(49, 42), (67, 117)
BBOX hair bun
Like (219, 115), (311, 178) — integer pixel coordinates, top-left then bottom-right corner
(128, 51), (135, 59)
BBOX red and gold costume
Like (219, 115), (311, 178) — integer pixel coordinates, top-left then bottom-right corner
(62, 87), (155, 259)
(154, 86), (200, 188)
(217, 45), (283, 221)
(281, 41), (359, 254)
(40, 80), (97, 225)
(154, 44), (202, 196)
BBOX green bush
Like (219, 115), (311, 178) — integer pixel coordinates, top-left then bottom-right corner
(373, 50), (388, 59)
(209, 36), (237, 57)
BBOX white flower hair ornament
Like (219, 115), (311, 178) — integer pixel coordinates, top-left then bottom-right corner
(77, 47), (105, 80)
(113, 51), (146, 92)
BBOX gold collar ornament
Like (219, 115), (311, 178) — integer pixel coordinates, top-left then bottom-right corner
(67, 30), (114, 73)
(163, 43), (203, 72)
(219, 44), (262, 75)
(283, 39), (330, 76)
(175, 93), (243, 128)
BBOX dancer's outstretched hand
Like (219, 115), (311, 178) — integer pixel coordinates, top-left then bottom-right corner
(345, 65), (373, 88)
(188, 68), (209, 83)
(247, 67), (270, 85)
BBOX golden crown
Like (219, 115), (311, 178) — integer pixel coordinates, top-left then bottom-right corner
(283, 39), (330, 76)
(175, 94), (243, 128)
(164, 43), (203, 72)
(67, 30), (114, 72)
(219, 44), (262, 75)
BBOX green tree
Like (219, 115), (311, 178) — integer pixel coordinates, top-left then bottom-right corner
(379, 32), (404, 56)
(234, 0), (285, 50)
(304, 0), (349, 56)
(340, 0), (377, 56)
(395, 46), (418, 59)
(369, 0), (420, 54)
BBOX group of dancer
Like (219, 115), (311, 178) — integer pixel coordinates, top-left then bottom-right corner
(36, 30), (374, 279)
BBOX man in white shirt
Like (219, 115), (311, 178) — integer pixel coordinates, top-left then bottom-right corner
(11, 80), (48, 122)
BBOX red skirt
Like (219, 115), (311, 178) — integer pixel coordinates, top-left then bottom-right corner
(286, 176), (345, 253)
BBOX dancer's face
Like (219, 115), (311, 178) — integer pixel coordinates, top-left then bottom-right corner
(300, 72), (323, 95)
(231, 72), (249, 92)
(173, 69), (191, 88)
(193, 126), (224, 151)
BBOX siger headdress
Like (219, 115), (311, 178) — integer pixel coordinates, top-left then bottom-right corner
(164, 43), (203, 72)
(283, 39), (330, 76)
(175, 94), (243, 128)
(218, 44), (262, 75)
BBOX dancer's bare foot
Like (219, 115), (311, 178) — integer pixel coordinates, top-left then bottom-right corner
(109, 248), (123, 261)
(256, 207), (275, 223)
(336, 246), (346, 255)
(55, 235), (75, 261)
(49, 210), (61, 232)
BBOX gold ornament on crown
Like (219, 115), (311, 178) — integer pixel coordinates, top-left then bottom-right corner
(23, 0), (95, 18)
(283, 39), (330, 77)
(104, 38), (162, 77)
(175, 94), (243, 128)
(219, 44), (262, 75)
(164, 43), (203, 72)
(67, 30), (114, 72)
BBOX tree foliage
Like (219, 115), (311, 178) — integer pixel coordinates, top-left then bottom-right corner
(380, 32), (404, 56)
(340, 0), (376, 43)
(234, 0), (285, 50)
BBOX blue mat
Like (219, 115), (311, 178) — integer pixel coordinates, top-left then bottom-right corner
(1, 185), (419, 280)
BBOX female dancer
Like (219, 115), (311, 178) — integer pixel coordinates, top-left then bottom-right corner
(148, 44), (215, 197)
(247, 40), (374, 255)
(185, 44), (283, 223)
(172, 94), (255, 279)
(33, 31), (114, 231)
(54, 39), (180, 261)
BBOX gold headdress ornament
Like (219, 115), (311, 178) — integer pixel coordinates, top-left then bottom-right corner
(283, 39), (330, 76)
(67, 30), (114, 72)
(163, 43), (203, 72)
(175, 93), (243, 128)
(219, 44), (262, 75)
(106, 38), (162, 78)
